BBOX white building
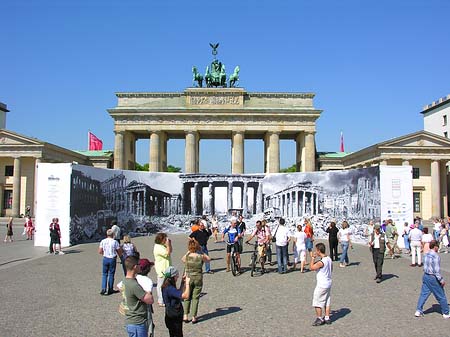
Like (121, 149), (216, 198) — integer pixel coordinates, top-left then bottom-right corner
(422, 94), (450, 138)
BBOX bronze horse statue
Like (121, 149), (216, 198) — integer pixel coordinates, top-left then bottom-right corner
(229, 66), (240, 88)
(192, 66), (203, 87)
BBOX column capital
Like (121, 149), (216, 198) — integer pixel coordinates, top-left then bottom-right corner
(114, 130), (125, 136)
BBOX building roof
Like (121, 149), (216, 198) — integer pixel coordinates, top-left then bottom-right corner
(421, 94), (450, 114)
(318, 151), (352, 158)
(75, 150), (113, 157)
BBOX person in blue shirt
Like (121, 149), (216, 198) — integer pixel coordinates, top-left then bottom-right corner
(221, 217), (241, 272)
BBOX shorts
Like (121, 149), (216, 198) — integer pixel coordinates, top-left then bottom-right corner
(257, 244), (267, 258)
(312, 286), (331, 308)
(226, 242), (240, 254)
(306, 238), (313, 251)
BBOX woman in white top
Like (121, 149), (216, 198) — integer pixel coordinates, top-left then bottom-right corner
(421, 227), (433, 254)
(338, 221), (352, 268)
(292, 224), (307, 272)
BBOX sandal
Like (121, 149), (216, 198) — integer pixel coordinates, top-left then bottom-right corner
(192, 317), (198, 324)
(158, 303), (165, 307)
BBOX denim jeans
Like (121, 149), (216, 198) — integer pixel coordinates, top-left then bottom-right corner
(200, 245), (211, 272)
(276, 244), (288, 273)
(416, 274), (450, 315)
(126, 322), (148, 337)
(101, 257), (116, 291)
(340, 242), (349, 264)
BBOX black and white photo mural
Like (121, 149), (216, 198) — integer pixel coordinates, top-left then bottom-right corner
(62, 164), (381, 245)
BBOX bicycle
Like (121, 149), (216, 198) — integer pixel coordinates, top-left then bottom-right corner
(226, 241), (240, 276)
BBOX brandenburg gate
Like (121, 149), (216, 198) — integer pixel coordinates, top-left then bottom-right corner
(108, 88), (322, 173)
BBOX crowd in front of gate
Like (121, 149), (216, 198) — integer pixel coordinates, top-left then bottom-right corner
(94, 214), (450, 337)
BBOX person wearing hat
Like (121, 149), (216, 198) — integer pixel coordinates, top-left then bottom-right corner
(121, 256), (154, 337)
(368, 223), (386, 283)
(162, 266), (191, 337)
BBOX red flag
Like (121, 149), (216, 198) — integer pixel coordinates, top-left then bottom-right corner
(340, 132), (345, 152)
(88, 131), (103, 151)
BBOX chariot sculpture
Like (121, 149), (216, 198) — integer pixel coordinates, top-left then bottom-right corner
(191, 43), (240, 88)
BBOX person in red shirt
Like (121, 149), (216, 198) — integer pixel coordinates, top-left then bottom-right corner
(25, 217), (34, 240)
(49, 218), (64, 255)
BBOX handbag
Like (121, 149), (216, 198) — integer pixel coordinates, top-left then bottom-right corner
(271, 225), (279, 243)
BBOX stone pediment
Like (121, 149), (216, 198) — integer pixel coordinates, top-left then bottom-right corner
(0, 129), (43, 146)
(379, 131), (450, 149)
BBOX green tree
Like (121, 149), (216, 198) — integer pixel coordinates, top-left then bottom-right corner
(280, 164), (296, 173)
(134, 162), (181, 173)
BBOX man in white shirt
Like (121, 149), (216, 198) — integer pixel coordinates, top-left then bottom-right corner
(98, 229), (123, 295)
(275, 218), (290, 274)
(310, 242), (333, 326)
(409, 223), (424, 267)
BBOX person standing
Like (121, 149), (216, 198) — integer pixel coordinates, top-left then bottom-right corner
(292, 224), (307, 272)
(121, 235), (139, 276)
(162, 266), (191, 337)
(325, 221), (339, 261)
(415, 240), (450, 319)
(211, 215), (219, 243)
(385, 219), (399, 258)
(409, 222), (424, 267)
(236, 215), (246, 256)
(121, 256), (154, 337)
(111, 220), (121, 245)
(153, 233), (172, 306)
(189, 220), (213, 274)
(4, 217), (14, 243)
(402, 222), (411, 254)
(49, 218), (64, 255)
(304, 219), (314, 264)
(368, 224), (386, 283)
(338, 221), (352, 267)
(422, 228), (433, 255)
(310, 243), (333, 326)
(222, 217), (241, 272)
(182, 239), (210, 323)
(98, 229), (122, 295)
(275, 218), (290, 274)
(25, 217), (34, 241)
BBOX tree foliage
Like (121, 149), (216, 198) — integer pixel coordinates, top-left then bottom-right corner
(134, 162), (181, 173)
(280, 164), (296, 173)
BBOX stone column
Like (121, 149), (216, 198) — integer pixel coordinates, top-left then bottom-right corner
(149, 131), (161, 172)
(193, 182), (200, 215)
(114, 131), (125, 169)
(304, 131), (316, 172)
(256, 182), (263, 214)
(302, 191), (306, 215)
(232, 131), (245, 174)
(289, 192), (294, 218)
(440, 162), (448, 217)
(196, 132), (200, 173)
(266, 132), (280, 173)
(296, 132), (305, 172)
(12, 157), (21, 217)
(431, 160), (441, 217)
(208, 182), (215, 215)
(315, 192), (319, 215)
(160, 132), (168, 172)
(227, 181), (233, 211)
(185, 131), (197, 174)
(242, 181), (248, 216)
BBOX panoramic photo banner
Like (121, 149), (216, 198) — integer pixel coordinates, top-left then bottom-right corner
(34, 163), (412, 247)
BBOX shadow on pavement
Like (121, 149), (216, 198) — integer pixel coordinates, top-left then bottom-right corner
(347, 262), (360, 267)
(197, 306), (242, 322)
(423, 304), (443, 314)
(209, 248), (225, 253)
(330, 307), (351, 321)
(0, 257), (31, 266)
(381, 273), (399, 281)
(62, 249), (83, 254)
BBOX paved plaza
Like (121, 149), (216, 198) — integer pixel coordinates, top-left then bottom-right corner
(1, 222), (450, 337)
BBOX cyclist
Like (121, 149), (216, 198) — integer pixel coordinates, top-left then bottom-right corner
(221, 217), (241, 272)
(237, 215), (247, 255)
(246, 220), (271, 274)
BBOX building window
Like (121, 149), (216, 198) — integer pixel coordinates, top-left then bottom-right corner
(4, 165), (13, 177)
(412, 167), (420, 179)
(413, 192), (421, 213)
(3, 190), (12, 209)
(443, 115), (447, 126)
(445, 132), (448, 138)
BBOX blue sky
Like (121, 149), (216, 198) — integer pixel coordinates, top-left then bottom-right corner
(2, 0), (449, 173)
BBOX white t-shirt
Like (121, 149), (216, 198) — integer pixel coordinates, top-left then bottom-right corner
(338, 228), (351, 242)
(275, 225), (290, 246)
(316, 256), (332, 289)
(99, 237), (119, 258)
(293, 231), (307, 250)
(434, 222), (441, 231)
(409, 228), (423, 242)
(422, 233), (433, 243)
(111, 225), (121, 240)
(117, 275), (153, 293)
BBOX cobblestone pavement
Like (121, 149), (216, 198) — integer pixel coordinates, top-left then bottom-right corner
(1, 227), (450, 337)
